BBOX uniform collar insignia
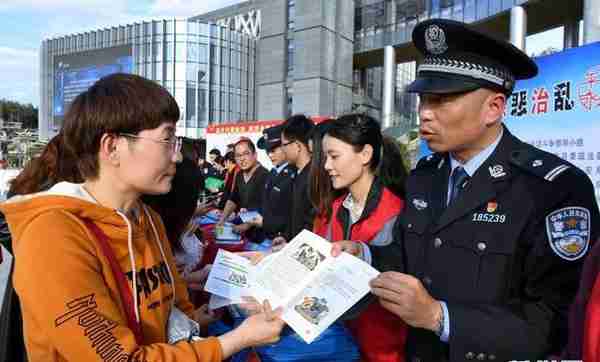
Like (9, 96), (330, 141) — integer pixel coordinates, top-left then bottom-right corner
(413, 198), (428, 211)
(489, 164), (506, 178)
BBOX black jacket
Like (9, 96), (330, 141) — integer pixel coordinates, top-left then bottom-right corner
(371, 128), (600, 362)
(286, 163), (315, 240)
(261, 164), (296, 238)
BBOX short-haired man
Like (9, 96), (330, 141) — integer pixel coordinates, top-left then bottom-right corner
(275, 115), (315, 245)
(335, 19), (600, 361)
(218, 139), (269, 239)
(249, 125), (296, 239)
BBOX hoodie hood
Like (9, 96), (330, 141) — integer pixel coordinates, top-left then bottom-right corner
(1, 181), (136, 250)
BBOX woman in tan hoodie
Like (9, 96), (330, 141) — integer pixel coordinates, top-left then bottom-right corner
(1, 73), (284, 362)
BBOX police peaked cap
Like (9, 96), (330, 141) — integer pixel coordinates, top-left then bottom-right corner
(257, 124), (283, 152)
(406, 19), (538, 94)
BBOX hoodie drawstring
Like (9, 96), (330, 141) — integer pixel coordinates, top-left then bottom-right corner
(142, 205), (176, 310)
(115, 209), (141, 323)
(115, 206), (177, 324)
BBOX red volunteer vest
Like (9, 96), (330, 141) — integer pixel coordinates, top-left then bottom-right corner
(315, 187), (407, 362)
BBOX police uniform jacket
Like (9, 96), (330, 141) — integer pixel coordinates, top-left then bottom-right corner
(286, 163), (315, 241)
(261, 163), (296, 238)
(372, 127), (600, 362)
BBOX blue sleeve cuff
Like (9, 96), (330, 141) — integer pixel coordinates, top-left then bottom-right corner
(440, 301), (450, 342)
(360, 243), (372, 264)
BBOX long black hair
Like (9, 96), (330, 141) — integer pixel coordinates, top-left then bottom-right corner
(324, 114), (407, 198)
(142, 158), (204, 252)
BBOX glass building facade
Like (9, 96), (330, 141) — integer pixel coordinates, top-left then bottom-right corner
(39, 19), (256, 140)
(354, 0), (528, 52)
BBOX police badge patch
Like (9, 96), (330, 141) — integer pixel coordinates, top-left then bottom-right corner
(546, 206), (590, 261)
(425, 24), (448, 55)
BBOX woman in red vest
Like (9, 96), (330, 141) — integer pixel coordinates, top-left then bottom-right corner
(310, 114), (409, 362)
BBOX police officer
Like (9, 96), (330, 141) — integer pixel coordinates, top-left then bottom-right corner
(253, 125), (296, 239)
(334, 19), (600, 361)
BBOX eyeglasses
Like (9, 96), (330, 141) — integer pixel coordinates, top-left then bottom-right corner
(119, 133), (182, 155)
(234, 151), (253, 160)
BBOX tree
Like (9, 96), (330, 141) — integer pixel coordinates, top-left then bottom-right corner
(0, 99), (38, 129)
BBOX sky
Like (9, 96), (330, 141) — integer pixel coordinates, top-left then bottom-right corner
(0, 0), (565, 108)
(0, 0), (246, 107)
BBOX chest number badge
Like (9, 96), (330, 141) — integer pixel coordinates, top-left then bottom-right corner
(473, 201), (506, 223)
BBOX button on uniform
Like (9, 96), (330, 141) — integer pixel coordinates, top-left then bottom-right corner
(477, 242), (487, 252)
(488, 355), (496, 361)
(434, 237), (443, 248)
(476, 353), (486, 361)
(465, 352), (475, 360)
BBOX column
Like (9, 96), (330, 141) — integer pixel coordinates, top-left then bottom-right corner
(381, 45), (396, 129)
(510, 6), (527, 51)
(584, 0), (600, 44)
(563, 21), (580, 49)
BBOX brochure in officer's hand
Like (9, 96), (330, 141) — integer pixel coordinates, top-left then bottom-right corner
(204, 230), (380, 344)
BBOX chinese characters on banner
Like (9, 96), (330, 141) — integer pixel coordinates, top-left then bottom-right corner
(505, 42), (600, 204)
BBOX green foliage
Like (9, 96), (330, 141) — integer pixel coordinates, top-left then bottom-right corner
(0, 99), (38, 129)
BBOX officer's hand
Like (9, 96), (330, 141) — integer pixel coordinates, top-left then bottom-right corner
(331, 240), (362, 258)
(233, 223), (252, 234)
(370, 271), (442, 332)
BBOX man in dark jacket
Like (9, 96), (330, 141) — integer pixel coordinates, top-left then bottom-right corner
(335, 19), (600, 362)
(274, 115), (315, 246)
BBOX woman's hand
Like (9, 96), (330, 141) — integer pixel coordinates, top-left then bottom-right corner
(237, 251), (267, 265)
(233, 223), (252, 234)
(271, 236), (287, 252)
(217, 300), (284, 358)
(330, 240), (362, 257)
(184, 264), (212, 290)
(193, 304), (220, 327)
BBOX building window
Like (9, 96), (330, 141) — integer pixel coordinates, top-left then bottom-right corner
(287, 88), (293, 117)
(288, 0), (295, 31)
(287, 39), (294, 74)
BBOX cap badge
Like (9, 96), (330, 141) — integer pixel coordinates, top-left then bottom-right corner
(425, 24), (448, 55)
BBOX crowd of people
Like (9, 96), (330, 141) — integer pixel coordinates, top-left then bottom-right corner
(2, 18), (600, 362)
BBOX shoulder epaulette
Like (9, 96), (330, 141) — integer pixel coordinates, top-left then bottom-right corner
(416, 153), (444, 170)
(510, 144), (572, 182)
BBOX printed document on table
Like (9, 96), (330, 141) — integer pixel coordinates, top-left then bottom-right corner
(253, 229), (380, 343)
(204, 249), (253, 302)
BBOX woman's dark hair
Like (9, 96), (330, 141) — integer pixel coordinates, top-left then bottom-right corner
(9, 133), (83, 196)
(308, 119), (343, 220)
(324, 114), (407, 198)
(62, 73), (180, 180)
(224, 151), (235, 164)
(142, 158), (203, 252)
(214, 155), (225, 167)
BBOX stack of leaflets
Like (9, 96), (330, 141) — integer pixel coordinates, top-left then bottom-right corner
(238, 210), (261, 223)
(214, 223), (242, 244)
(204, 230), (380, 344)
